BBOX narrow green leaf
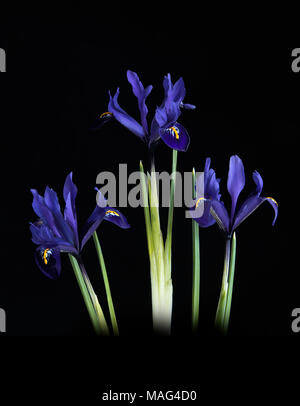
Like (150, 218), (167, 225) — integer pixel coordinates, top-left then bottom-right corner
(93, 231), (119, 336)
(81, 268), (110, 336)
(191, 168), (200, 332)
(68, 254), (103, 335)
(139, 161), (153, 256)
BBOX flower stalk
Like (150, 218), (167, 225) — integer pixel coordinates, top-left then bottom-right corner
(68, 254), (109, 335)
(92, 231), (119, 336)
(191, 168), (200, 332)
(223, 232), (237, 332)
(214, 237), (231, 333)
(214, 233), (237, 334)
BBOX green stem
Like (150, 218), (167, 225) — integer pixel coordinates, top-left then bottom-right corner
(140, 161), (161, 330)
(93, 232), (119, 336)
(139, 161), (153, 256)
(149, 161), (165, 302)
(223, 232), (237, 333)
(68, 254), (102, 335)
(214, 237), (232, 333)
(165, 151), (177, 248)
(80, 266), (110, 336)
(164, 149), (178, 280)
(191, 168), (200, 333)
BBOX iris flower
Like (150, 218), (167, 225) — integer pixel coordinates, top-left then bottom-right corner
(209, 155), (278, 236)
(98, 70), (195, 152)
(30, 172), (130, 279)
(199, 155), (278, 334)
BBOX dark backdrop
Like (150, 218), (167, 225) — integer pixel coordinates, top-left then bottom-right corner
(0, 4), (299, 399)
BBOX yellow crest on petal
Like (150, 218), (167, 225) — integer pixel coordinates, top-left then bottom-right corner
(105, 210), (120, 217)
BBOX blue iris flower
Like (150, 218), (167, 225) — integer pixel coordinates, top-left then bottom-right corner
(30, 173), (130, 279)
(96, 70), (195, 152)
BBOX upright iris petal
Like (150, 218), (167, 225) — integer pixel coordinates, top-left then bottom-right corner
(108, 89), (146, 140)
(127, 70), (153, 136)
(227, 155), (246, 224)
(63, 172), (79, 249)
(162, 74), (196, 112)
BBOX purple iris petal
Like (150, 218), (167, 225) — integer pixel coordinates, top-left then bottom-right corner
(227, 155), (245, 224)
(159, 122), (190, 152)
(149, 116), (160, 144)
(181, 102), (196, 110)
(30, 221), (61, 245)
(232, 170), (278, 231)
(163, 74), (195, 113)
(127, 70), (152, 135)
(108, 89), (146, 140)
(95, 187), (108, 208)
(193, 201), (216, 228)
(264, 197), (279, 225)
(191, 158), (221, 228)
(63, 172), (79, 249)
(104, 207), (131, 229)
(31, 189), (62, 238)
(163, 74), (185, 108)
(43, 186), (75, 246)
(252, 170), (264, 195)
(30, 221), (78, 255)
(210, 200), (230, 233)
(163, 75), (185, 106)
(80, 188), (130, 248)
(172, 77), (186, 102)
(34, 246), (61, 279)
(80, 205), (107, 249)
(205, 170), (221, 201)
(154, 105), (168, 128)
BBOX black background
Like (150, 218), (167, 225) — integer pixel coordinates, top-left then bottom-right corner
(0, 3), (299, 400)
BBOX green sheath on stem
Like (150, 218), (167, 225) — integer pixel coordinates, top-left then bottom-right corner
(81, 268), (110, 336)
(223, 232), (237, 333)
(68, 254), (102, 335)
(93, 231), (119, 336)
(191, 168), (200, 332)
(215, 237), (231, 333)
(139, 161), (153, 256)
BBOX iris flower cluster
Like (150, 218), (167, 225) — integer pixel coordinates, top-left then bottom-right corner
(30, 70), (278, 335)
(97, 70), (196, 333)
